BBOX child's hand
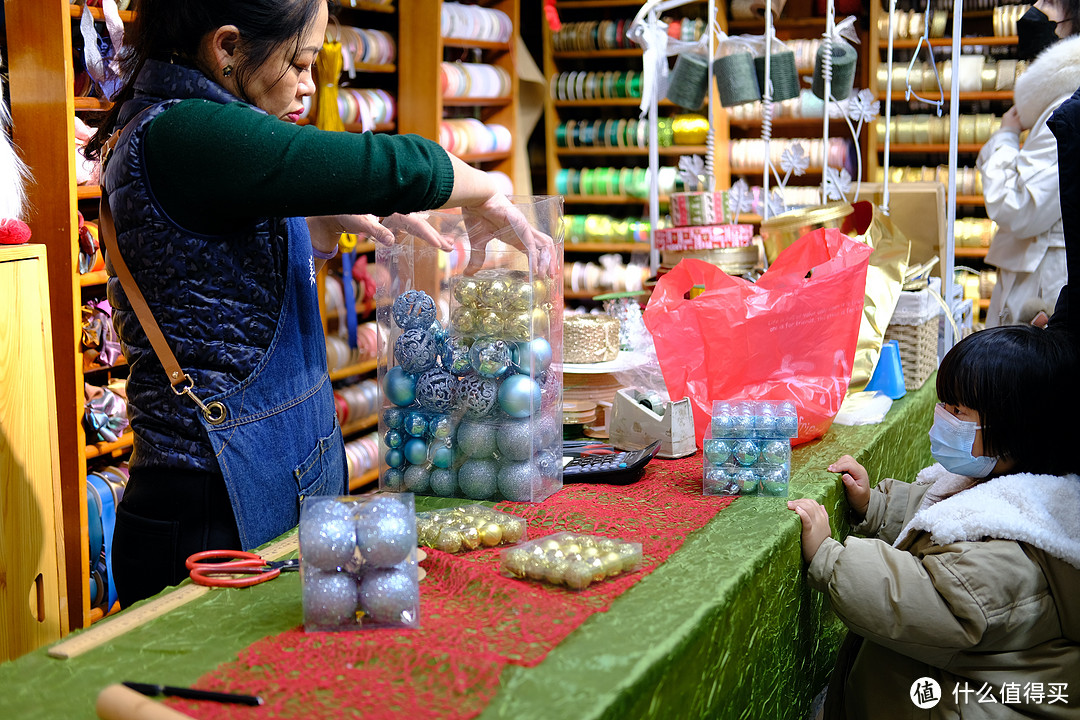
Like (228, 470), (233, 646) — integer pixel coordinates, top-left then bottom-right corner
(828, 454), (870, 521)
(787, 498), (831, 563)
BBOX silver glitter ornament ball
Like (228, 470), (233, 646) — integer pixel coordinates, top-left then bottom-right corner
(496, 419), (536, 462)
(300, 498), (360, 572)
(382, 467), (404, 491)
(415, 368), (459, 413)
(392, 290), (437, 331)
(429, 467), (458, 496)
(457, 458), (499, 499)
(303, 568), (359, 629)
(403, 464), (431, 493)
(394, 328), (439, 375)
(497, 461), (541, 501)
(358, 566), (419, 625)
(457, 419), (499, 458)
(458, 374), (499, 419)
(355, 496), (415, 568)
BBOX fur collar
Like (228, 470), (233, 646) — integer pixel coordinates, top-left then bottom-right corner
(1015, 35), (1080, 129)
(894, 465), (1080, 569)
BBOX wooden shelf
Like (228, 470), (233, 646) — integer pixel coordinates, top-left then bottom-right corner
(566, 242), (650, 253)
(954, 247), (989, 258)
(882, 144), (984, 154)
(880, 36), (1017, 48)
(325, 298), (376, 321)
(329, 357), (378, 382)
(729, 117), (831, 130)
(563, 194), (654, 205)
(727, 17), (830, 33)
(555, 98), (678, 107)
(349, 467), (380, 493)
(557, 145), (707, 156)
(955, 195), (984, 205)
(443, 38), (511, 53)
(336, 1), (396, 13)
(69, 5), (135, 22)
(74, 97), (111, 112)
(351, 62), (396, 74)
(442, 96), (513, 107)
(77, 185), (101, 200)
(79, 269), (108, 287)
(340, 413), (378, 437)
(456, 150), (512, 163)
(554, 49), (643, 59)
(876, 91), (1013, 102)
(85, 432), (133, 460)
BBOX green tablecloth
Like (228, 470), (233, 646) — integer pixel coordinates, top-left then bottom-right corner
(0, 380), (935, 720)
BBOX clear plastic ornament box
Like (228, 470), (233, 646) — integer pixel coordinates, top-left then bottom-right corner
(702, 400), (798, 497)
(375, 196), (564, 503)
(299, 493), (420, 631)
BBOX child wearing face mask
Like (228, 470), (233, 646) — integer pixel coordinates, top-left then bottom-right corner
(789, 325), (1080, 719)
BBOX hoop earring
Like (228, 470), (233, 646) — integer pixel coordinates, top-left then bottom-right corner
(222, 65), (234, 78)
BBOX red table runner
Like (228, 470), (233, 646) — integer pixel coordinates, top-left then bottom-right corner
(171, 454), (732, 719)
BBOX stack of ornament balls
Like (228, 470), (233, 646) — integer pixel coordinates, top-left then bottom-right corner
(299, 494), (420, 630)
(416, 504), (528, 553)
(501, 532), (644, 591)
(381, 276), (561, 503)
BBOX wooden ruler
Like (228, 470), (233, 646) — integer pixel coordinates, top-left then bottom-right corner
(48, 534), (299, 660)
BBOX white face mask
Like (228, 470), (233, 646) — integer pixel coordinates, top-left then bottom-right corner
(928, 403), (998, 478)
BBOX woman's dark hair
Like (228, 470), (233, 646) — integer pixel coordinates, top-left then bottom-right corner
(1065, 0), (1080, 36)
(86, 0), (324, 159)
(937, 325), (1080, 476)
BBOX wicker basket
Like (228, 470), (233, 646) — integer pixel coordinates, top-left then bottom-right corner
(884, 317), (938, 391)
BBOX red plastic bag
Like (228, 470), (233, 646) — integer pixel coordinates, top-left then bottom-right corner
(644, 228), (874, 446)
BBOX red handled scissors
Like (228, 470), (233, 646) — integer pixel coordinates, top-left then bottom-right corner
(185, 550), (300, 588)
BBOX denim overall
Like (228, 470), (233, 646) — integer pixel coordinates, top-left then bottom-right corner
(198, 216), (346, 550)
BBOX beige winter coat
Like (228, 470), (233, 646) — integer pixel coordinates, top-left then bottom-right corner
(810, 464), (1080, 719)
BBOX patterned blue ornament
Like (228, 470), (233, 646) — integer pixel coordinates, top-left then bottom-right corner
(403, 411), (428, 437)
(415, 368), (459, 413)
(384, 429), (404, 449)
(459, 375), (499, 419)
(429, 468), (457, 496)
(457, 458), (499, 500)
(403, 437), (428, 466)
(403, 464), (431, 493)
(498, 374), (541, 418)
(358, 566), (419, 625)
(497, 461), (541, 502)
(303, 568), (359, 628)
(456, 419), (499, 458)
(382, 406), (404, 429)
(511, 337), (553, 375)
(385, 448), (405, 469)
(469, 337), (512, 379)
(440, 335), (473, 376)
(383, 367), (416, 407)
(382, 467), (404, 491)
(392, 290), (437, 330)
(394, 328), (439, 375)
(299, 499), (359, 573)
(355, 496), (415, 568)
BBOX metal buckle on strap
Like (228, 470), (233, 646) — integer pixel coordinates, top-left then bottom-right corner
(171, 377), (228, 425)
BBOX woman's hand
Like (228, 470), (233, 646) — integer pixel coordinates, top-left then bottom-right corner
(828, 454), (870, 520)
(1001, 106), (1024, 133)
(307, 213), (454, 253)
(462, 194), (556, 278)
(787, 498), (831, 564)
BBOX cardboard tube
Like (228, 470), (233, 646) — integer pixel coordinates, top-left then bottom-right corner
(96, 685), (197, 720)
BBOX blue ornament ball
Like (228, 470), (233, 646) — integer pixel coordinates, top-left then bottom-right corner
(733, 440), (759, 466)
(469, 337), (513, 379)
(394, 328), (439, 375)
(761, 439), (790, 465)
(385, 448), (405, 469)
(299, 499), (359, 572)
(704, 439), (733, 465)
(429, 442), (454, 469)
(355, 496), (415, 568)
(382, 467), (404, 491)
(403, 464), (431, 493)
(511, 337), (553, 375)
(382, 406), (404, 429)
(737, 468), (760, 494)
(496, 419), (535, 462)
(384, 429), (403, 449)
(403, 411), (428, 437)
(358, 566), (419, 625)
(497, 461), (541, 502)
(440, 335), (473, 376)
(498, 374), (541, 418)
(403, 437), (428, 466)
(429, 468), (458, 497)
(456, 420), (499, 458)
(415, 368), (459, 413)
(392, 290), (437, 331)
(457, 458), (499, 500)
(429, 414), (455, 440)
(383, 367), (416, 407)
(459, 375), (499, 419)
(303, 568), (359, 628)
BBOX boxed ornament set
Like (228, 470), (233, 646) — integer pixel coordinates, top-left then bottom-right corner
(416, 505), (528, 553)
(702, 400), (798, 497)
(376, 197), (564, 503)
(299, 493), (420, 631)
(500, 532), (643, 591)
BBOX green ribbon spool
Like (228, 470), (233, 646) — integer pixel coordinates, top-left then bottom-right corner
(713, 52), (760, 107)
(812, 41), (859, 101)
(665, 52), (710, 111)
(754, 51), (800, 103)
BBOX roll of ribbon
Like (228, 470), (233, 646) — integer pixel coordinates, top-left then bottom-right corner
(665, 52), (710, 111)
(755, 51), (800, 102)
(713, 52), (760, 107)
(812, 41), (858, 101)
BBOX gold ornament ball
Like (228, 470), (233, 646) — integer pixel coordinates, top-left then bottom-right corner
(532, 278), (550, 305)
(480, 277), (510, 307)
(588, 556), (607, 582)
(504, 547), (530, 577)
(459, 525), (482, 550)
(453, 277), (481, 307)
(478, 310), (503, 337)
(562, 543), (581, 556)
(581, 546), (601, 560)
(451, 306), (478, 334)
(525, 554), (554, 579)
(418, 521), (441, 547)
(597, 538), (618, 553)
(531, 307), (550, 337)
(540, 538), (562, 553)
(435, 527), (463, 553)
(480, 522), (504, 547)
(602, 551), (624, 576)
(617, 543), (643, 571)
(502, 518), (525, 543)
(564, 562), (595, 590)
(506, 280), (535, 312)
(576, 536), (597, 550)
(502, 311), (533, 341)
(545, 558), (570, 585)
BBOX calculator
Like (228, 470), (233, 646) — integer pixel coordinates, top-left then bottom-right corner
(562, 440), (662, 485)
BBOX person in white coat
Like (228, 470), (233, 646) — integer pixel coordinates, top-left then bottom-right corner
(978, 3), (1080, 327)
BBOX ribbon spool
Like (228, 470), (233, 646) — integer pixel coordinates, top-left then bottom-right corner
(665, 52), (710, 111)
(754, 51), (800, 102)
(812, 41), (858, 101)
(713, 52), (760, 107)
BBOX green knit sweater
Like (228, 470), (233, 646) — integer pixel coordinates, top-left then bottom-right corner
(143, 99), (455, 234)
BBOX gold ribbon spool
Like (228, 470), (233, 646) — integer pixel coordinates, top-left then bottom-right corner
(671, 114), (710, 145)
(958, 115), (976, 145)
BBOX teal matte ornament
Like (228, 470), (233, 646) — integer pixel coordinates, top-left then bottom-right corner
(511, 337), (553, 375)
(403, 437), (428, 465)
(497, 461), (541, 502)
(498, 374), (541, 418)
(384, 367), (417, 407)
(457, 458), (499, 500)
(429, 468), (458, 496)
(385, 448), (405, 469)
(429, 442), (454, 469)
